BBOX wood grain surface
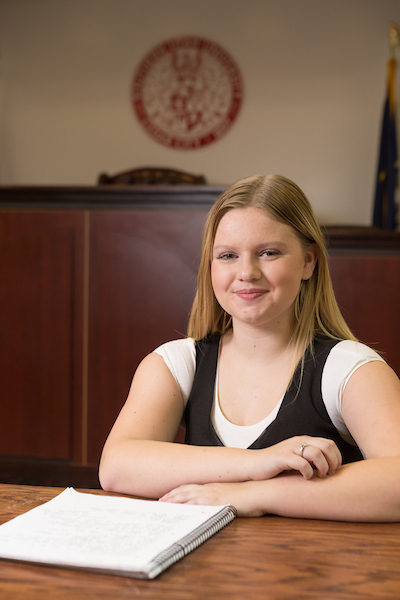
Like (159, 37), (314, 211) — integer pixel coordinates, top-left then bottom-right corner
(0, 484), (399, 599)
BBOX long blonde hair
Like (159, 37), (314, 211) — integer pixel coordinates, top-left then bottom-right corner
(187, 174), (356, 357)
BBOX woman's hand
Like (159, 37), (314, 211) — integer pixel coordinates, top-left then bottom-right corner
(249, 436), (342, 481)
(159, 481), (265, 517)
(159, 436), (342, 517)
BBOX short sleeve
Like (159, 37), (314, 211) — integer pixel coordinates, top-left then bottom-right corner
(322, 340), (385, 443)
(153, 338), (196, 405)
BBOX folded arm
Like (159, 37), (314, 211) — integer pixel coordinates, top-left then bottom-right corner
(160, 456), (400, 520)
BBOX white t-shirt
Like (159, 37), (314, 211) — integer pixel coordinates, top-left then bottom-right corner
(154, 338), (384, 449)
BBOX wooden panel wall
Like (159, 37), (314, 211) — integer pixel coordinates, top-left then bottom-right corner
(0, 211), (84, 461)
(87, 210), (207, 463)
(329, 254), (400, 376)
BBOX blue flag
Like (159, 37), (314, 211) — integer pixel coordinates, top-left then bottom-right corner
(373, 59), (398, 230)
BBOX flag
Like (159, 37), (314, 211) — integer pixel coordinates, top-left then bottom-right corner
(373, 58), (398, 230)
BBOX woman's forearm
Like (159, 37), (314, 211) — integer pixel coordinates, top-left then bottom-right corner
(99, 439), (252, 498)
(99, 435), (341, 498)
(260, 456), (400, 522)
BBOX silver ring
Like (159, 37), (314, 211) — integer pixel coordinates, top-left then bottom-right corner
(300, 442), (307, 457)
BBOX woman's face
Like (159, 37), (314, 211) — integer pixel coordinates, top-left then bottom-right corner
(211, 206), (316, 333)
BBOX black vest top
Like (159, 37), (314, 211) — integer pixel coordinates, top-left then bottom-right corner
(184, 334), (363, 464)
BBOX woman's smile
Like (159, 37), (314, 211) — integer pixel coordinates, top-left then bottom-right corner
(234, 288), (268, 301)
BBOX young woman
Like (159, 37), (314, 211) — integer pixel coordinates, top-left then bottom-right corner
(99, 174), (400, 521)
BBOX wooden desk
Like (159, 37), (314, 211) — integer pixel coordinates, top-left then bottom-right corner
(0, 484), (400, 599)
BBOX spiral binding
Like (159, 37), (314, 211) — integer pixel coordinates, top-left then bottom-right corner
(147, 505), (237, 579)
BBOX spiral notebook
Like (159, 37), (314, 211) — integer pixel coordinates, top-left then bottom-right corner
(0, 488), (236, 579)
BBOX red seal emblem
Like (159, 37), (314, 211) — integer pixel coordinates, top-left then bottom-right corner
(132, 36), (243, 149)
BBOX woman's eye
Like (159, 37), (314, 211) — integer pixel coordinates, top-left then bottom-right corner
(218, 253), (236, 260)
(261, 250), (279, 257)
